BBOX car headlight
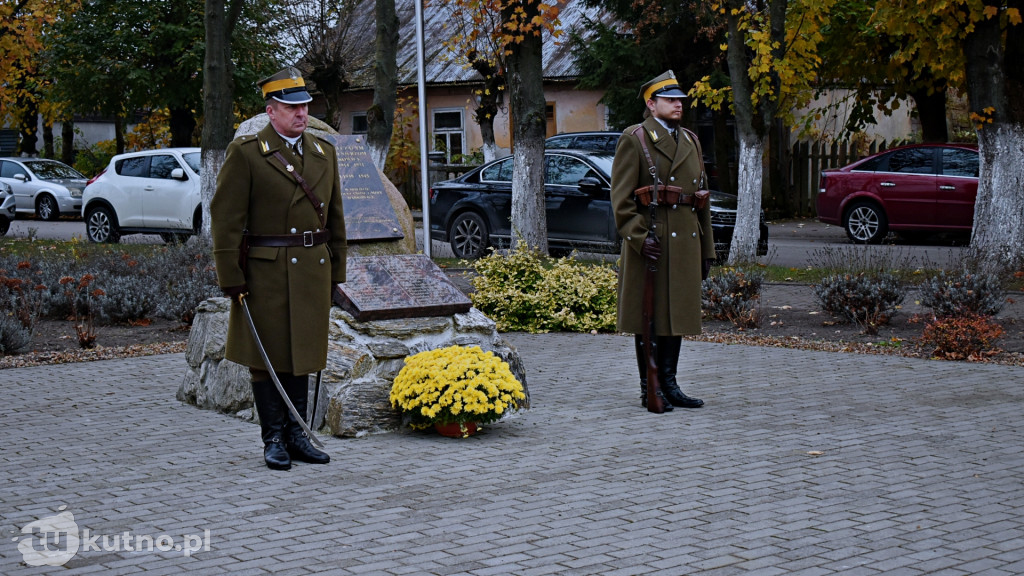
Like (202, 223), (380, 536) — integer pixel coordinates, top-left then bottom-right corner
(69, 187), (84, 198)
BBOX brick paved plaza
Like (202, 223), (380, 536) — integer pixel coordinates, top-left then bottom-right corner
(4, 333), (1024, 575)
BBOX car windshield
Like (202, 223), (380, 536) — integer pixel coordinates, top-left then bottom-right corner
(23, 160), (84, 180)
(183, 152), (201, 175)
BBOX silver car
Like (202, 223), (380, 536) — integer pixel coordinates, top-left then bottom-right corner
(0, 157), (88, 220)
(0, 181), (15, 236)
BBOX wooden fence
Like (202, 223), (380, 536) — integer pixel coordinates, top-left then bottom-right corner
(785, 139), (900, 216)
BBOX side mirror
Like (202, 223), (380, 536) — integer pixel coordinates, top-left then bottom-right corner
(577, 176), (604, 192)
(14, 173), (28, 182)
(171, 168), (186, 180)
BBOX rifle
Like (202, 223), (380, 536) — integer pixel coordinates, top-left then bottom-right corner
(641, 162), (666, 414)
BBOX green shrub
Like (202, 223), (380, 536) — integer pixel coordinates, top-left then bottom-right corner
(814, 272), (907, 335)
(702, 267), (763, 328)
(918, 269), (1004, 317)
(919, 312), (1003, 360)
(469, 246), (617, 333)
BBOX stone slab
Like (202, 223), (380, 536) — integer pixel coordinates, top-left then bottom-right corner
(327, 134), (404, 243)
(332, 254), (472, 321)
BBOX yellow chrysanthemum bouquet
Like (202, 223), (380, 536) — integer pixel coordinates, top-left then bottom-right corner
(390, 345), (526, 430)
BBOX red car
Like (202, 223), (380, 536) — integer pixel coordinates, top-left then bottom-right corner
(816, 143), (978, 243)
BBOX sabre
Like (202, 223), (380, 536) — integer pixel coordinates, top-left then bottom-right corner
(238, 294), (325, 449)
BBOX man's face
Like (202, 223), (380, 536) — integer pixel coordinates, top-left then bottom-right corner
(646, 96), (684, 125)
(266, 100), (308, 138)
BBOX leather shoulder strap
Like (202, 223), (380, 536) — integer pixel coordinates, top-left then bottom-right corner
(269, 151), (326, 228)
(630, 125), (657, 182)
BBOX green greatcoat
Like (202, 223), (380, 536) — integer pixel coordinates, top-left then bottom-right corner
(211, 124), (347, 376)
(611, 117), (715, 336)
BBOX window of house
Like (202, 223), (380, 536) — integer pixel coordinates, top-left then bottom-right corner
(351, 113), (368, 134)
(546, 103), (556, 138)
(432, 109), (464, 163)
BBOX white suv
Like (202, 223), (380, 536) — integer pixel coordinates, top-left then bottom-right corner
(82, 148), (202, 243)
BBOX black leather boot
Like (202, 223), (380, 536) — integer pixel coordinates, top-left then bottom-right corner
(283, 375), (330, 464)
(657, 336), (704, 408)
(251, 379), (292, 470)
(635, 335), (673, 411)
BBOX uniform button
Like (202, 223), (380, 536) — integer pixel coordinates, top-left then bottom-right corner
(670, 176), (676, 182)
(290, 228), (297, 233)
(692, 232), (697, 237)
(692, 179), (698, 184)
(672, 205), (678, 210)
(320, 202), (325, 208)
(627, 236), (632, 241)
(291, 257), (298, 264)
(319, 258), (325, 264)
(671, 232), (677, 238)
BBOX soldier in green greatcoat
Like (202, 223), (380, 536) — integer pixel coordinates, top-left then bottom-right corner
(211, 67), (347, 470)
(611, 70), (715, 412)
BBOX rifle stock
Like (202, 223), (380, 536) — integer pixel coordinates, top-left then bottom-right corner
(641, 258), (665, 413)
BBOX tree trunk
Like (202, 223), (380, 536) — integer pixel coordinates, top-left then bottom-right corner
(730, 133), (765, 263)
(910, 85), (948, 143)
(504, 3), (547, 254)
(61, 121), (75, 165)
(169, 107), (197, 148)
(201, 0), (242, 239)
(18, 106), (37, 156)
(964, 9), (1024, 274)
(471, 57), (505, 163)
(114, 116), (125, 155)
(366, 0), (398, 170)
(42, 121), (54, 158)
(712, 111), (735, 195)
(724, 0), (785, 264)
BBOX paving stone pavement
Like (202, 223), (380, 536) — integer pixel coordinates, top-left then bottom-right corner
(3, 334), (1024, 575)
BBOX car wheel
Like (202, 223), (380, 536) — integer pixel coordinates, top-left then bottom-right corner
(843, 201), (888, 244)
(85, 206), (121, 243)
(37, 195), (60, 221)
(449, 212), (489, 259)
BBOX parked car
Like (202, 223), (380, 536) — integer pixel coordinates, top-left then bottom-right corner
(816, 143), (979, 244)
(0, 157), (88, 220)
(545, 131), (622, 154)
(0, 181), (16, 236)
(82, 147), (202, 243)
(428, 149), (768, 260)
(545, 131), (721, 189)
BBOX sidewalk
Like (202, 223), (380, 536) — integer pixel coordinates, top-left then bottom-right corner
(4, 333), (1024, 574)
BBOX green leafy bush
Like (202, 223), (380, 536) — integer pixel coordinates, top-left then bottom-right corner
(917, 269), (1004, 317)
(814, 272), (907, 335)
(702, 267), (763, 328)
(919, 312), (1003, 360)
(469, 246), (617, 333)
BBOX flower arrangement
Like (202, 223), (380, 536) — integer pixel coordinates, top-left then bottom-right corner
(389, 345), (525, 431)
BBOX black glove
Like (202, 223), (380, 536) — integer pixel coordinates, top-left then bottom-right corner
(222, 284), (248, 300)
(640, 236), (661, 261)
(702, 259), (714, 281)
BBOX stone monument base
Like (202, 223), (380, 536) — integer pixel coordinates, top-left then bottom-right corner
(178, 298), (529, 437)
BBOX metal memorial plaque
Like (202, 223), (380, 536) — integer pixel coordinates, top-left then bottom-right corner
(333, 255), (472, 321)
(326, 134), (404, 243)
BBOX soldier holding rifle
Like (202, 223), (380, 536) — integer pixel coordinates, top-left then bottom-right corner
(610, 71), (715, 413)
(211, 68), (347, 469)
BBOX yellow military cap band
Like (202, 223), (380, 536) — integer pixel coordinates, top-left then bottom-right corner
(643, 79), (680, 101)
(261, 77), (306, 99)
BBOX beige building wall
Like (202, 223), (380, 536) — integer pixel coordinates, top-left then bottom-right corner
(330, 83), (609, 158)
(792, 89), (918, 144)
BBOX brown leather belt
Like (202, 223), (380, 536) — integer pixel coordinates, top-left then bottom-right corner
(245, 229), (331, 248)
